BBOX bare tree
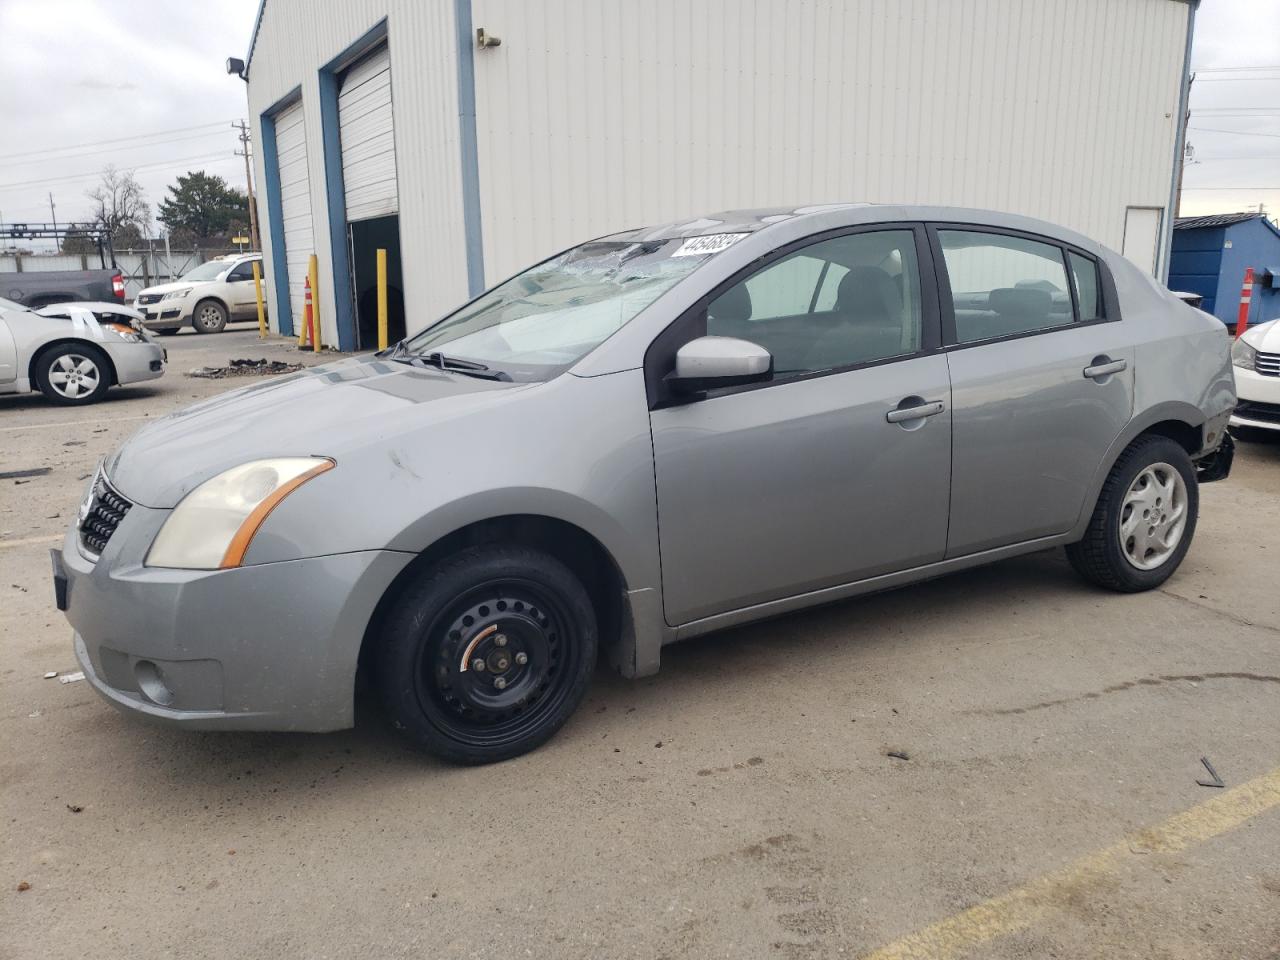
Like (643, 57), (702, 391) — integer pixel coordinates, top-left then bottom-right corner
(87, 165), (151, 243)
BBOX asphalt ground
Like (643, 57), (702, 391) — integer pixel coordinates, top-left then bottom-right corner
(3, 325), (1279, 959)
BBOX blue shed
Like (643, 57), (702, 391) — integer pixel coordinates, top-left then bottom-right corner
(1169, 212), (1280, 330)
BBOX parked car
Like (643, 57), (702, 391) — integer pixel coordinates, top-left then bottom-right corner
(1229, 318), (1280, 435)
(54, 205), (1235, 763)
(0, 298), (165, 405)
(1, 267), (126, 310)
(133, 253), (264, 335)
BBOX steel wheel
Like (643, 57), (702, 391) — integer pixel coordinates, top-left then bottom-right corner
(46, 353), (102, 400)
(1118, 462), (1187, 571)
(414, 577), (582, 750)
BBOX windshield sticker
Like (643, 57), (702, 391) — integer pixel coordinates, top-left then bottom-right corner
(671, 233), (747, 258)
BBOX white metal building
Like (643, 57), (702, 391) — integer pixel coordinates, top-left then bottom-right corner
(244, 0), (1196, 351)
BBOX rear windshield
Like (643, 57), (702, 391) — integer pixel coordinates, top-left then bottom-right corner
(402, 236), (739, 381)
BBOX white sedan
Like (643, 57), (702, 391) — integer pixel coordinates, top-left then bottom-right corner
(0, 298), (166, 406)
(1230, 319), (1280, 434)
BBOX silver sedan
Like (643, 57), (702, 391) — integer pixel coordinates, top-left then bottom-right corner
(0, 298), (166, 405)
(54, 204), (1235, 764)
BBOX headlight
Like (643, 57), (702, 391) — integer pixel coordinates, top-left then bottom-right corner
(146, 458), (334, 569)
(1231, 338), (1258, 371)
(162, 288), (192, 301)
(104, 321), (142, 343)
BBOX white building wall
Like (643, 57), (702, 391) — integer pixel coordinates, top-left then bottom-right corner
(471, 0), (1189, 284)
(247, 0), (469, 341)
(248, 0), (1190, 337)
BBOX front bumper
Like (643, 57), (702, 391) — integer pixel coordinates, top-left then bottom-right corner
(135, 299), (191, 330)
(57, 506), (414, 732)
(103, 340), (166, 385)
(1229, 366), (1280, 432)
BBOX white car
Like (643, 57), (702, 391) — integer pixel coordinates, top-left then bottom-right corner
(1230, 318), (1280, 434)
(133, 253), (265, 335)
(0, 298), (165, 405)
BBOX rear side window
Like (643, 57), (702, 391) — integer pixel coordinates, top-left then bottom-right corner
(939, 231), (1074, 343)
(1069, 252), (1102, 321)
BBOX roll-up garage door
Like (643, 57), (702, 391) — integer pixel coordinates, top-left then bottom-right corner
(339, 45), (399, 221)
(274, 100), (314, 325)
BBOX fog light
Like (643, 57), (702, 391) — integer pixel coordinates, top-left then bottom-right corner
(134, 659), (175, 706)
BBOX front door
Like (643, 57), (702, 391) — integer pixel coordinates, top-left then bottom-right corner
(648, 226), (953, 625)
(934, 226), (1135, 556)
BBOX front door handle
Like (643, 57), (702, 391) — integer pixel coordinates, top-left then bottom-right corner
(1083, 358), (1127, 380)
(886, 400), (946, 423)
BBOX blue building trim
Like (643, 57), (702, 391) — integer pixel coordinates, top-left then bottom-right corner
(454, 0), (486, 295)
(259, 89), (300, 337)
(317, 19), (389, 353)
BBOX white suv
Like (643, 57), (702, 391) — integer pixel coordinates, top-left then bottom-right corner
(134, 254), (265, 335)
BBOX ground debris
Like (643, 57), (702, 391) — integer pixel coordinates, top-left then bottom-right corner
(66, 804), (84, 813)
(57, 671), (85, 684)
(187, 358), (305, 379)
(886, 750), (911, 761)
(16, 881), (30, 892)
(1, 467), (51, 481)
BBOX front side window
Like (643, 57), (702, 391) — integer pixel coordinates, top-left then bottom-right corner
(939, 231), (1074, 343)
(227, 262), (258, 282)
(705, 230), (923, 378)
(403, 237), (726, 381)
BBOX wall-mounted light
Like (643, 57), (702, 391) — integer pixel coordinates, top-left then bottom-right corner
(226, 57), (246, 79)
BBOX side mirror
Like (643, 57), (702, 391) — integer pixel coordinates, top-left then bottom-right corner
(668, 336), (772, 393)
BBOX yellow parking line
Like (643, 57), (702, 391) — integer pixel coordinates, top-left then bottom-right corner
(0, 534), (63, 549)
(859, 766), (1280, 960)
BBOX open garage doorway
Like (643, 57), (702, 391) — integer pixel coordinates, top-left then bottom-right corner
(349, 215), (405, 349)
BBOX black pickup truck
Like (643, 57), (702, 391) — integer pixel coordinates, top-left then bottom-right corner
(1, 267), (127, 309)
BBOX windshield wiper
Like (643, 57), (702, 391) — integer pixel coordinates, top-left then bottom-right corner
(421, 351), (490, 371)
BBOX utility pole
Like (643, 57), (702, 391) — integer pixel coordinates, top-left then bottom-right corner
(233, 119), (262, 251)
(48, 192), (56, 231)
(1174, 73), (1195, 219)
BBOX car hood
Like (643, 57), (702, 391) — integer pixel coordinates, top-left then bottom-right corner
(137, 280), (211, 297)
(1244, 318), (1280, 352)
(37, 301), (143, 321)
(106, 354), (533, 508)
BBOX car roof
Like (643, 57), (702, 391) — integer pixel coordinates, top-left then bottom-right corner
(609, 203), (1105, 256)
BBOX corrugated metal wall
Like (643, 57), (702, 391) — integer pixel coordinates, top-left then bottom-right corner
(248, 0), (1189, 337)
(472, 0), (1189, 284)
(247, 0), (468, 342)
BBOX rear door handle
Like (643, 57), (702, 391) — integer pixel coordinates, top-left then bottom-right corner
(1083, 358), (1127, 380)
(886, 400), (946, 423)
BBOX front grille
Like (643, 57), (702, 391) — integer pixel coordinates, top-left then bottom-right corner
(1256, 351), (1280, 377)
(137, 293), (163, 306)
(1235, 400), (1280, 425)
(79, 475), (132, 556)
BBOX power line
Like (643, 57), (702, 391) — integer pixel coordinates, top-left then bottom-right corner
(1194, 65), (1280, 73)
(1181, 186), (1280, 190)
(0, 152), (239, 190)
(0, 129), (238, 170)
(0, 120), (237, 163)
(1189, 126), (1280, 139)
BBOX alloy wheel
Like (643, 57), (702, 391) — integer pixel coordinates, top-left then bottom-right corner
(47, 354), (101, 400)
(1118, 462), (1187, 571)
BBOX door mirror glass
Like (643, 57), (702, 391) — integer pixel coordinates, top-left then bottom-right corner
(669, 336), (772, 392)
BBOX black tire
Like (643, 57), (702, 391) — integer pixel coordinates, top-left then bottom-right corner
(1066, 436), (1198, 592)
(375, 544), (597, 764)
(192, 299), (227, 334)
(156, 327), (181, 337)
(33, 342), (112, 406)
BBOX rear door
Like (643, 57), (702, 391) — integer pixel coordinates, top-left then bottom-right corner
(933, 225), (1134, 557)
(648, 225), (953, 625)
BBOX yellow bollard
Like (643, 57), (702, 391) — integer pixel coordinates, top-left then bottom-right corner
(252, 260), (267, 339)
(376, 248), (388, 351)
(307, 254), (321, 352)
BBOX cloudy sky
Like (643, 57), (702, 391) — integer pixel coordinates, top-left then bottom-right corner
(0, 0), (1275, 249)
